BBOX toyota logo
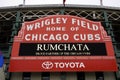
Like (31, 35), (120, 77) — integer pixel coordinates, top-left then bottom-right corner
(42, 61), (53, 69)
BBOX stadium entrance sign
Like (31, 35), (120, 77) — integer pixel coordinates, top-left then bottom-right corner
(9, 15), (117, 72)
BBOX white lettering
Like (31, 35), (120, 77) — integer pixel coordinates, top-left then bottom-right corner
(26, 24), (34, 31)
(35, 22), (40, 29)
(73, 34), (101, 41)
(24, 34), (69, 41)
(54, 62), (85, 68)
(79, 62), (85, 68)
(36, 43), (89, 51)
(25, 34), (31, 41)
(46, 27), (66, 31)
(26, 17), (68, 31)
(71, 18), (99, 31)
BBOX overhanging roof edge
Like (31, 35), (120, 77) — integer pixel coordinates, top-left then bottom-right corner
(0, 4), (120, 12)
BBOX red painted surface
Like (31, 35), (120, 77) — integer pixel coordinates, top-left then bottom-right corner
(9, 15), (118, 72)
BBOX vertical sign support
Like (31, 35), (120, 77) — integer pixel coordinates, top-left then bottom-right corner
(8, 11), (21, 79)
(103, 11), (116, 47)
(10, 11), (21, 42)
(103, 11), (119, 80)
(9, 11), (21, 55)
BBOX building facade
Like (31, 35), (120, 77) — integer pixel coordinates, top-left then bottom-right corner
(0, 4), (120, 80)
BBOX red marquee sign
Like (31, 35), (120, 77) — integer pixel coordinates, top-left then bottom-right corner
(9, 15), (118, 72)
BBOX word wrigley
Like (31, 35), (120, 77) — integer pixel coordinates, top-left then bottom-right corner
(24, 17), (101, 41)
